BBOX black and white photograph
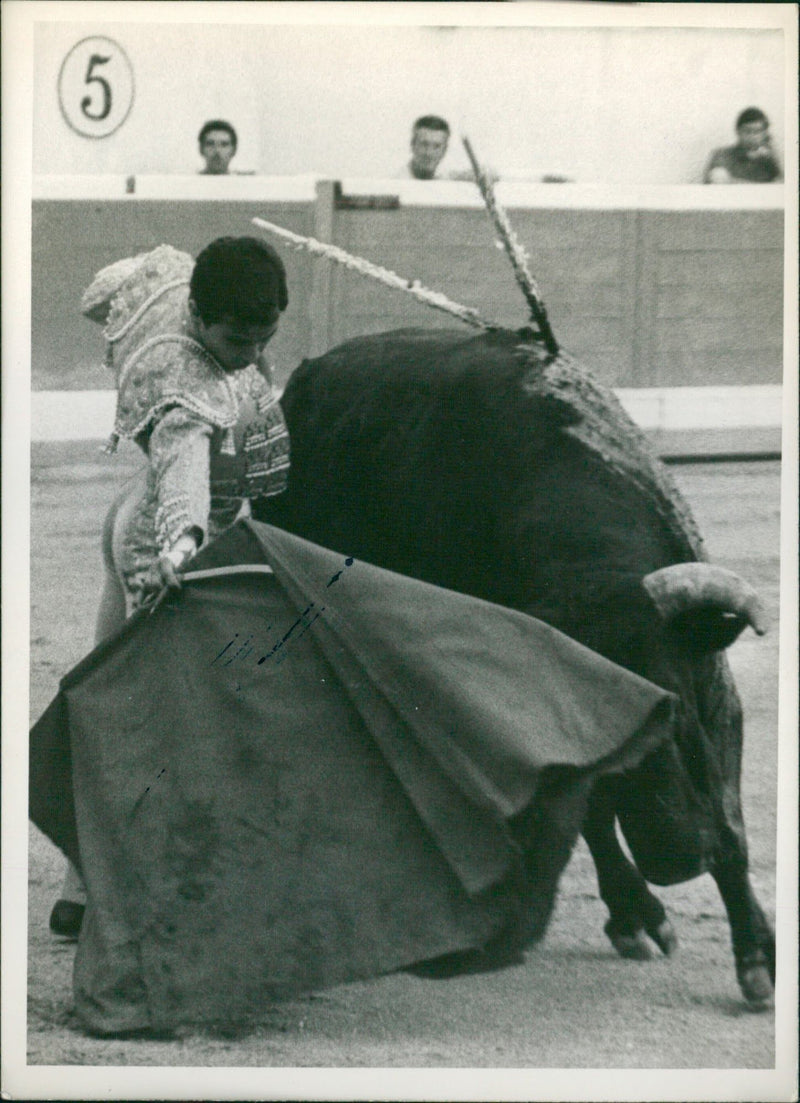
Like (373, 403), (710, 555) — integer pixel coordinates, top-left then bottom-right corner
(2, 1), (797, 1099)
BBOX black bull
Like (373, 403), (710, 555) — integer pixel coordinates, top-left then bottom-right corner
(254, 326), (775, 1008)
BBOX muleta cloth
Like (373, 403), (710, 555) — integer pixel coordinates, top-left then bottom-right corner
(30, 521), (676, 1035)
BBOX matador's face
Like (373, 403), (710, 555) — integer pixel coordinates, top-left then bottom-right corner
(193, 314), (278, 373)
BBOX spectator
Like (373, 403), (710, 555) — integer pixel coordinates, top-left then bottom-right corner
(198, 119), (238, 175)
(398, 115), (498, 183)
(703, 108), (782, 184)
(400, 115), (452, 180)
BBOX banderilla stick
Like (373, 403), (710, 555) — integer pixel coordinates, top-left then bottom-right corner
(252, 216), (499, 331)
(462, 136), (560, 358)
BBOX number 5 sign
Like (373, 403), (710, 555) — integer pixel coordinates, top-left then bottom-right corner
(58, 36), (134, 138)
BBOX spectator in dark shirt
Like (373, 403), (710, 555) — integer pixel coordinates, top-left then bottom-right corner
(198, 119), (238, 175)
(703, 108), (782, 184)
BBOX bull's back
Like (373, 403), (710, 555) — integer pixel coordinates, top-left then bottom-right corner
(258, 328), (688, 619)
(266, 328), (570, 594)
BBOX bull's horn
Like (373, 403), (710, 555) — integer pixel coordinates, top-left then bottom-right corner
(642, 563), (767, 637)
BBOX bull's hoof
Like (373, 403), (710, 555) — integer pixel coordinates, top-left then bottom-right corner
(649, 919), (678, 957)
(604, 921), (653, 961)
(738, 962), (774, 1010)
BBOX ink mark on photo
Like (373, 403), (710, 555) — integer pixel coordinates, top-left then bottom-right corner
(326, 557), (354, 588)
(213, 633), (265, 666)
(144, 767), (167, 795)
(258, 603), (325, 666)
(211, 554), (355, 671)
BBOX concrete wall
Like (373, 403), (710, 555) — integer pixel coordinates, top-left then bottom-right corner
(34, 22), (785, 185)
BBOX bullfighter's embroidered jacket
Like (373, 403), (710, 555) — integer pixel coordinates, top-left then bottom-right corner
(82, 244), (290, 602)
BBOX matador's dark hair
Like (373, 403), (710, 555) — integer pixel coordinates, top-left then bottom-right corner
(190, 236), (288, 325)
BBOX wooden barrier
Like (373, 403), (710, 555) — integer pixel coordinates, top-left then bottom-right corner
(31, 195), (316, 390)
(32, 177), (784, 394)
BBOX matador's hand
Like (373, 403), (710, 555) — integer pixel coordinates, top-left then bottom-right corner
(157, 554), (184, 590)
(142, 532), (200, 604)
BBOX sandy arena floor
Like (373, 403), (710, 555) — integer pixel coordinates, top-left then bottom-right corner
(23, 446), (787, 1075)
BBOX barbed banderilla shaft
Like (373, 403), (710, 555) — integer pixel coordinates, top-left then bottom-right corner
(252, 217), (499, 332)
(462, 136), (560, 358)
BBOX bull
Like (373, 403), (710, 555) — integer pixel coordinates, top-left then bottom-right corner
(254, 324), (775, 1008)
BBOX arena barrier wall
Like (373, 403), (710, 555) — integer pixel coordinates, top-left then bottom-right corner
(31, 176), (785, 455)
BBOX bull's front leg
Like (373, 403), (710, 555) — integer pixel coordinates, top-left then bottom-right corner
(711, 829), (775, 1009)
(582, 781), (678, 960)
(698, 657), (775, 1008)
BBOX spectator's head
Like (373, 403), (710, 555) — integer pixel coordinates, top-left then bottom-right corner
(189, 236), (288, 372)
(198, 119), (238, 175)
(409, 115), (450, 179)
(735, 107), (771, 152)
